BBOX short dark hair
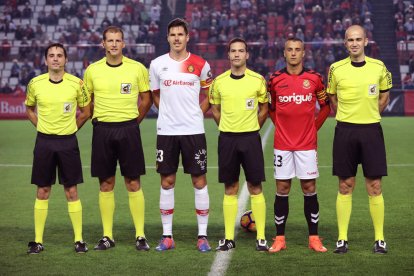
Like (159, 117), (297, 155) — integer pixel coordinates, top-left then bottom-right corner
(44, 43), (67, 59)
(103, 26), (124, 40)
(227, 37), (248, 52)
(284, 37), (304, 49)
(167, 18), (189, 35)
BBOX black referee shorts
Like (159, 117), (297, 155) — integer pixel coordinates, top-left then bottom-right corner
(31, 132), (83, 187)
(333, 122), (387, 178)
(218, 131), (265, 185)
(91, 119), (145, 179)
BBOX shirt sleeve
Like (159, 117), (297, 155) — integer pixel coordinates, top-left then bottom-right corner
(326, 65), (336, 95)
(315, 74), (329, 106)
(209, 78), (221, 105)
(137, 63), (150, 93)
(83, 66), (94, 95)
(24, 79), (36, 106)
(380, 65), (392, 92)
(257, 77), (268, 103)
(200, 61), (213, 88)
(267, 77), (276, 111)
(77, 79), (91, 108)
(149, 60), (160, 91)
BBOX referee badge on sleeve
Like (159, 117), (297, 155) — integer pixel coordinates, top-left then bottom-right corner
(120, 83), (132, 94)
(245, 98), (254, 110)
(63, 103), (72, 113)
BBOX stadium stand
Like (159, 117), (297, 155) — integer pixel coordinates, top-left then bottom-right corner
(0, 0), (406, 92)
(0, 0), (159, 91)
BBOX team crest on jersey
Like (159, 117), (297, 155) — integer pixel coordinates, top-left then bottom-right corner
(195, 149), (207, 170)
(368, 84), (378, 95)
(187, 65), (195, 73)
(120, 83), (132, 94)
(63, 103), (72, 113)
(246, 98), (254, 110)
(303, 79), (311, 89)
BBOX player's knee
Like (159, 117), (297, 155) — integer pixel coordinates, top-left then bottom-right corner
(36, 186), (51, 200)
(247, 182), (262, 195)
(366, 177), (382, 195)
(64, 186), (79, 201)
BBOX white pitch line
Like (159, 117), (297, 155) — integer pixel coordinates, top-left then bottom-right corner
(208, 123), (274, 276)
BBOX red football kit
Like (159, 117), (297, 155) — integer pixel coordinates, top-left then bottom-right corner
(268, 68), (330, 150)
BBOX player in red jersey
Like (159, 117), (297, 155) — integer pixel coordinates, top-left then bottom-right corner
(267, 37), (330, 253)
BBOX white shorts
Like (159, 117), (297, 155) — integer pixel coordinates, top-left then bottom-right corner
(273, 149), (319, 180)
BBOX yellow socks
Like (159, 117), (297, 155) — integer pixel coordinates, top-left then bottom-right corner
(336, 193), (352, 241)
(251, 193), (266, 240)
(99, 191), (115, 240)
(223, 194), (238, 240)
(128, 189), (145, 238)
(34, 198), (48, 244)
(68, 200), (83, 242)
(369, 194), (385, 241)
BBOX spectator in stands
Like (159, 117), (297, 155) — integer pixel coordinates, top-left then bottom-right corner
(325, 49), (335, 65)
(10, 5), (22, 18)
(1, 39), (11, 61)
(101, 16), (112, 29)
(295, 28), (305, 42)
(304, 53), (315, 69)
(34, 25), (47, 41)
(364, 18), (374, 33)
(311, 32), (323, 51)
(405, 18), (414, 35)
(149, 1), (161, 23)
(293, 0), (305, 14)
(15, 24), (24, 40)
(38, 10), (47, 25)
(19, 37), (29, 58)
(46, 9), (59, 25)
(324, 18), (334, 34)
(59, 1), (70, 18)
(0, 80), (13, 94)
(402, 73), (414, 88)
(13, 84), (25, 96)
(333, 19), (344, 36)
(11, 59), (20, 78)
(293, 13), (305, 32)
(22, 2), (33, 18)
(24, 24), (35, 40)
(275, 55), (286, 71)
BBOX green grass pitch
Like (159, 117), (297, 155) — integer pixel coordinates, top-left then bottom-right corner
(0, 117), (413, 275)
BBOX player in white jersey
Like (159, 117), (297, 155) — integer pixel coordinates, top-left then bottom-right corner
(149, 18), (213, 252)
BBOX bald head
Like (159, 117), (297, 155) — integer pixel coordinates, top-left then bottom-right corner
(345, 25), (367, 40)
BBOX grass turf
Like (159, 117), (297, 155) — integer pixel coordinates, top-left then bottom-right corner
(0, 117), (413, 275)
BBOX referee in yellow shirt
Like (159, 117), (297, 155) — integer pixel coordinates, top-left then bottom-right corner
(83, 26), (152, 251)
(327, 25), (392, 254)
(25, 43), (91, 254)
(209, 38), (269, 251)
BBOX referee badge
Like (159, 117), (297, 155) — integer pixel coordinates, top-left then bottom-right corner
(368, 84), (378, 95)
(120, 83), (132, 94)
(63, 103), (72, 113)
(245, 98), (254, 110)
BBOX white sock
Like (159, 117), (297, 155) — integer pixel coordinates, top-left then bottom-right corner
(160, 187), (174, 236)
(195, 186), (209, 237)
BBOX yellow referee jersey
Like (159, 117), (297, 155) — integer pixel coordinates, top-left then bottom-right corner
(327, 56), (392, 124)
(83, 56), (150, 122)
(25, 72), (90, 135)
(209, 68), (268, 132)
